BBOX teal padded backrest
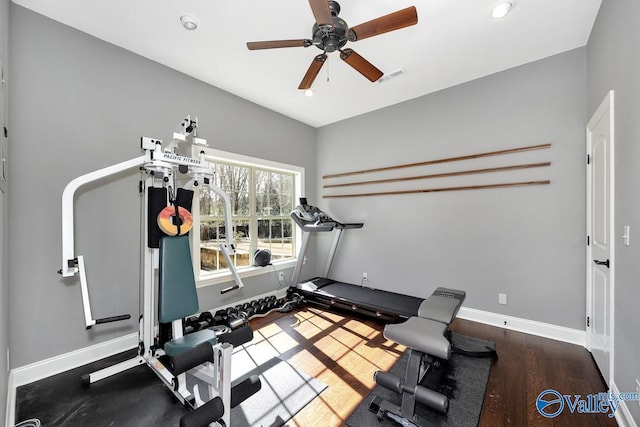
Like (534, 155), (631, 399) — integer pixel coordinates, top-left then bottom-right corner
(158, 235), (199, 323)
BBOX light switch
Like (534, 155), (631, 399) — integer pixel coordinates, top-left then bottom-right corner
(623, 225), (630, 246)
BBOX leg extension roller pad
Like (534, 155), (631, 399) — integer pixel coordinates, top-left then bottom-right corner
(231, 375), (262, 408)
(180, 396), (224, 427)
(374, 370), (448, 413)
(169, 342), (214, 376)
(217, 325), (254, 348)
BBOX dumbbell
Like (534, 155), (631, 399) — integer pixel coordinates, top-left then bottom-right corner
(213, 310), (226, 326)
(266, 296), (277, 309)
(197, 311), (214, 329)
(184, 315), (199, 334)
(244, 305), (256, 318)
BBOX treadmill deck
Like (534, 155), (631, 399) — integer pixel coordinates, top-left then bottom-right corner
(296, 277), (424, 320)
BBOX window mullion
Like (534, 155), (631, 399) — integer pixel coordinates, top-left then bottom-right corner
(249, 166), (258, 255)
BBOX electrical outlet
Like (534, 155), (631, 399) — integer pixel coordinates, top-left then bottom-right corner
(362, 272), (368, 281)
(499, 293), (507, 305)
(278, 272), (285, 281)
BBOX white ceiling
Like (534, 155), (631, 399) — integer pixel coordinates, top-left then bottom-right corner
(13, 0), (601, 128)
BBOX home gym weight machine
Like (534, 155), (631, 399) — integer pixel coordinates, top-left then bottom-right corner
(59, 116), (260, 426)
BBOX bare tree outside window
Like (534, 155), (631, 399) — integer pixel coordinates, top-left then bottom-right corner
(198, 160), (297, 275)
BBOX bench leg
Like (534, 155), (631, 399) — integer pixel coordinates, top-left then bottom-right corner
(400, 349), (421, 417)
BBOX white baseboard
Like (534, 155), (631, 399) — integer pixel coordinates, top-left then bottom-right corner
(10, 333), (138, 388)
(5, 371), (14, 427)
(457, 307), (586, 346)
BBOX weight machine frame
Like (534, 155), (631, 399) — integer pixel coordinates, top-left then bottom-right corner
(58, 116), (245, 426)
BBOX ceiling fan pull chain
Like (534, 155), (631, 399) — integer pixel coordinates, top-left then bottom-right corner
(326, 56), (330, 82)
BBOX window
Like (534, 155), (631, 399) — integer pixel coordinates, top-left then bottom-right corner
(191, 147), (304, 286)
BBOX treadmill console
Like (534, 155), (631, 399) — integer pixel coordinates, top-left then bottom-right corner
(291, 199), (363, 232)
(293, 198), (331, 223)
(291, 198), (338, 231)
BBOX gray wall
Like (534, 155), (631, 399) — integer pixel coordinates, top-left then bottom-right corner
(7, 3), (639, 424)
(8, 5), (316, 368)
(587, 0), (640, 422)
(317, 48), (587, 330)
(0, 0), (8, 420)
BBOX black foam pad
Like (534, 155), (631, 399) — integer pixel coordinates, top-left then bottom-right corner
(175, 188), (194, 212)
(170, 342), (214, 376)
(148, 187), (167, 248)
(230, 375), (262, 408)
(217, 325), (254, 347)
(179, 396), (224, 427)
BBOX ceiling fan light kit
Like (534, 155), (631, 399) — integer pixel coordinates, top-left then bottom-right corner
(246, 0), (418, 90)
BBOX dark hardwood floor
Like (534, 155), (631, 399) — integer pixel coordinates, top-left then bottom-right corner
(248, 307), (618, 427)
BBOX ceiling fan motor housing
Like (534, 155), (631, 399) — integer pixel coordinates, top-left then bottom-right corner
(312, 16), (348, 52)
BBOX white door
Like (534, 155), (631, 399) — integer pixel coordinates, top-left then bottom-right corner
(586, 90), (614, 386)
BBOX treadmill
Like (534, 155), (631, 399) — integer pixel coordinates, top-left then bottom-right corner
(290, 198), (425, 322)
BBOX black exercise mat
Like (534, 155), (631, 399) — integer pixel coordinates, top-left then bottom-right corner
(15, 345), (327, 427)
(346, 333), (494, 427)
(15, 350), (186, 427)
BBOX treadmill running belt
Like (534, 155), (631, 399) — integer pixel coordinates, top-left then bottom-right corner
(306, 280), (424, 319)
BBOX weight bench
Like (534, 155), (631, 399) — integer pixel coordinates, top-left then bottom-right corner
(370, 287), (490, 427)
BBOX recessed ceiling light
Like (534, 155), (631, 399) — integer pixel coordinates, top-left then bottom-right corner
(180, 15), (198, 31)
(491, 2), (513, 19)
(304, 89), (314, 97)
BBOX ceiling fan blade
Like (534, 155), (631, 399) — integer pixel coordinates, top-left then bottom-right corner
(340, 49), (383, 82)
(308, 0), (333, 28)
(247, 39), (311, 50)
(348, 6), (418, 41)
(298, 54), (328, 90)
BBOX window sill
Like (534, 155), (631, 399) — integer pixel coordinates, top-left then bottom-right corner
(196, 258), (298, 289)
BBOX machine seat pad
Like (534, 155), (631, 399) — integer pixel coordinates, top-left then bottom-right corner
(417, 287), (466, 324)
(384, 317), (451, 360)
(164, 329), (218, 357)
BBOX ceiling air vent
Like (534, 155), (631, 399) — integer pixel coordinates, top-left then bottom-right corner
(378, 68), (406, 83)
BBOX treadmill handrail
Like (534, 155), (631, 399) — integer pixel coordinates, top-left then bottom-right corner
(290, 212), (335, 232)
(335, 222), (364, 230)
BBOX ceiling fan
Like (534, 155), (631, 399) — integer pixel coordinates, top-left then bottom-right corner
(246, 0), (418, 90)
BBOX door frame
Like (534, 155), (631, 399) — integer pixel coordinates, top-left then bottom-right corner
(585, 89), (615, 386)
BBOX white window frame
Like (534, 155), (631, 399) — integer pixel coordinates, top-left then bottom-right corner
(191, 146), (304, 288)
